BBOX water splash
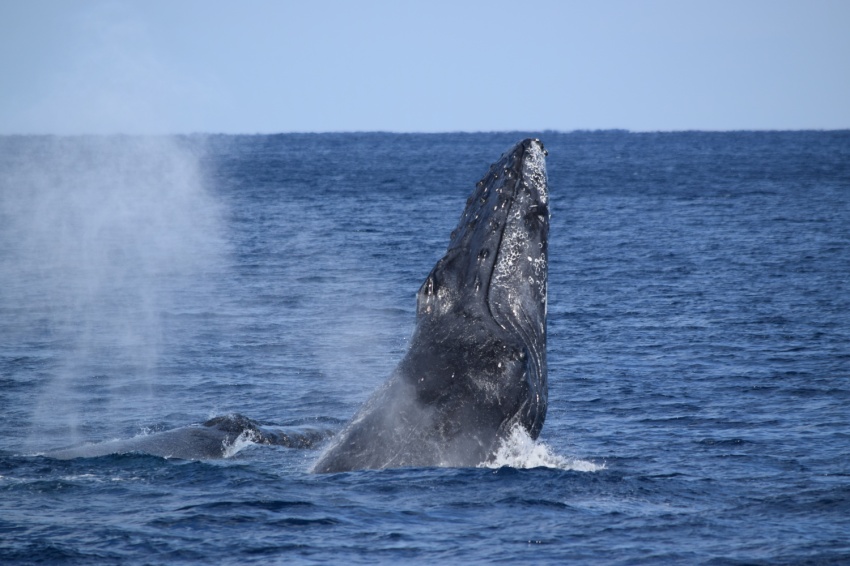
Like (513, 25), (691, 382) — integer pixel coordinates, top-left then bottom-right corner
(222, 430), (260, 459)
(481, 425), (605, 472)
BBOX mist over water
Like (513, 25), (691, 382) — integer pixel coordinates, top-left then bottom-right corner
(0, 136), (226, 449)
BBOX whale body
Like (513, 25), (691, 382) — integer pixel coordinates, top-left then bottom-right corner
(312, 138), (550, 473)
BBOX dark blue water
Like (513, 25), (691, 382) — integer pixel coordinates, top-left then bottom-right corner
(1, 132), (849, 564)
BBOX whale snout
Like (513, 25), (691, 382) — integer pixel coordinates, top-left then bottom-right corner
(419, 139), (549, 311)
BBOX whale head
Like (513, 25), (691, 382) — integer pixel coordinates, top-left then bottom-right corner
(414, 138), (549, 439)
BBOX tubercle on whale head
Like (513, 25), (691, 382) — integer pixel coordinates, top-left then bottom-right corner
(416, 139), (549, 325)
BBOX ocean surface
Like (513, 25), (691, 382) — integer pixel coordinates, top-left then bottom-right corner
(1, 131), (849, 564)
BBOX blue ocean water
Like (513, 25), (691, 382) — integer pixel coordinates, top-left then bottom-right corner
(1, 131), (849, 564)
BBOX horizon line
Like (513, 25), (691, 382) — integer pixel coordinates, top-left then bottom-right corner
(2, 127), (849, 137)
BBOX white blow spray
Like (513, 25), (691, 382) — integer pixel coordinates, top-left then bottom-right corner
(0, 135), (226, 450)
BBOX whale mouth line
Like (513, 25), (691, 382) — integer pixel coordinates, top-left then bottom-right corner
(484, 139), (549, 419)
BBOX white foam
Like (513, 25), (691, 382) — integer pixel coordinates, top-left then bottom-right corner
(222, 430), (259, 458)
(480, 425), (605, 472)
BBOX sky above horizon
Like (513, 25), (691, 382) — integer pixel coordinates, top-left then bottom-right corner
(1, 0), (848, 135)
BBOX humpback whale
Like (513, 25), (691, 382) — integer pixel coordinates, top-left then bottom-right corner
(312, 138), (549, 473)
(42, 139), (549, 468)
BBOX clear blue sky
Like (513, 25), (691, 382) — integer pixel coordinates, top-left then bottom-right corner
(1, 0), (848, 134)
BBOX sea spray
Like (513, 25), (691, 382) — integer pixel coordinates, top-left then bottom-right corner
(482, 424), (605, 472)
(0, 135), (227, 450)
